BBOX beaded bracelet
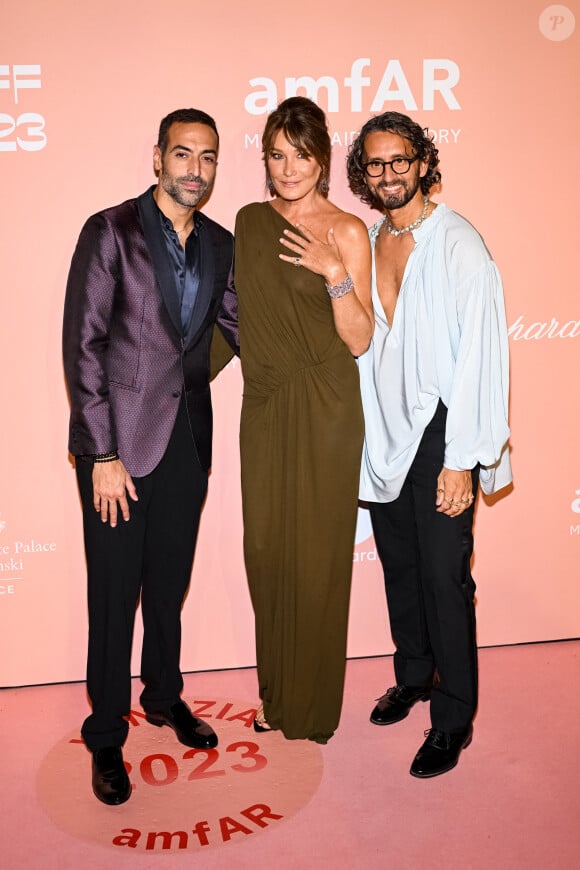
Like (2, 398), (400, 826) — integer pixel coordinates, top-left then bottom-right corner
(93, 451), (119, 463)
(325, 272), (354, 299)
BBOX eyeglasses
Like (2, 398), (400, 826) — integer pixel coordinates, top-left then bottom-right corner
(362, 156), (420, 177)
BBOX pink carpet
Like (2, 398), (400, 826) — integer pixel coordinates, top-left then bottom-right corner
(1, 641), (578, 869)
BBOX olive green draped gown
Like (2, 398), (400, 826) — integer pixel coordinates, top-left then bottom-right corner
(235, 202), (364, 743)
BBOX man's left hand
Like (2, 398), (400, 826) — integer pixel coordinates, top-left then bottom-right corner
(435, 468), (474, 517)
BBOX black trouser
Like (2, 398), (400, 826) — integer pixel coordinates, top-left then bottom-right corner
(76, 399), (208, 751)
(369, 401), (479, 733)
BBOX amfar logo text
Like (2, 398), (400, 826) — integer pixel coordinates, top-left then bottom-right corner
(244, 58), (461, 115)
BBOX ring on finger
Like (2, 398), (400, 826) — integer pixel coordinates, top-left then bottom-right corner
(293, 256), (301, 266)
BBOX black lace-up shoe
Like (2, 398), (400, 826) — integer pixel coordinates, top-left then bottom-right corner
(370, 685), (430, 725)
(410, 725), (473, 778)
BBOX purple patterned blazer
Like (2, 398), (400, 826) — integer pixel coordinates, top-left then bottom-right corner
(63, 187), (238, 477)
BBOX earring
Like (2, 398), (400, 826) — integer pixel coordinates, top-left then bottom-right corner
(321, 178), (329, 193)
(267, 178), (275, 195)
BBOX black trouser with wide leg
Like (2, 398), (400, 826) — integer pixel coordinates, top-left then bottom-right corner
(76, 398), (208, 751)
(369, 401), (479, 734)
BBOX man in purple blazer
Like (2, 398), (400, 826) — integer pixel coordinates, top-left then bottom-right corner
(63, 108), (238, 805)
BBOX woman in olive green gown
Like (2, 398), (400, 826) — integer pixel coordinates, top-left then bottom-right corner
(235, 97), (373, 743)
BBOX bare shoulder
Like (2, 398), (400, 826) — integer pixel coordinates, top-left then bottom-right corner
(330, 209), (370, 246)
(327, 205), (368, 235)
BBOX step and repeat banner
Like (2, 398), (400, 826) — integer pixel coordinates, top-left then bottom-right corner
(1, 1), (578, 686)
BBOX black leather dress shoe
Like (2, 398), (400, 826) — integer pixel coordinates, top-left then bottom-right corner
(146, 700), (218, 749)
(92, 747), (131, 805)
(370, 685), (430, 725)
(410, 725), (473, 778)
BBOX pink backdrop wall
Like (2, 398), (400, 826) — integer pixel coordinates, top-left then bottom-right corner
(1, 1), (579, 687)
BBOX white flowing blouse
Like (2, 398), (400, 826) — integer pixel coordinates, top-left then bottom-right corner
(358, 203), (512, 503)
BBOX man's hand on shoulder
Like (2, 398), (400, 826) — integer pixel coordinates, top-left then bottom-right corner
(92, 460), (138, 527)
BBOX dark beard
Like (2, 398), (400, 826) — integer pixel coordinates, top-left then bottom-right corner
(160, 172), (211, 208)
(375, 176), (420, 211)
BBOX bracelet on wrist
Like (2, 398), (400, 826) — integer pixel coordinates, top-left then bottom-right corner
(93, 451), (119, 463)
(325, 272), (354, 299)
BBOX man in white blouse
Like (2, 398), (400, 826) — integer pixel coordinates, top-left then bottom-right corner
(347, 112), (511, 778)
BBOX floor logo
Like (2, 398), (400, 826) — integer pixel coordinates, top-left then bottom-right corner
(37, 697), (324, 853)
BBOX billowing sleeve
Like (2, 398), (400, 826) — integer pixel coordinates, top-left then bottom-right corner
(62, 213), (118, 456)
(443, 259), (512, 494)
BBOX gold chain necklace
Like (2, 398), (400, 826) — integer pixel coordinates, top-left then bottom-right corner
(173, 219), (193, 236)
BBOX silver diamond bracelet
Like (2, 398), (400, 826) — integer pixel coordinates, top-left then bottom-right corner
(325, 273), (354, 299)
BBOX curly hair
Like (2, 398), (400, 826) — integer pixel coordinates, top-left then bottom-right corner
(262, 96), (331, 197)
(347, 112), (441, 207)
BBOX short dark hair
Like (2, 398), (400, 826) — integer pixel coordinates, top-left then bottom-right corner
(347, 111), (441, 207)
(262, 96), (331, 196)
(157, 108), (219, 154)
